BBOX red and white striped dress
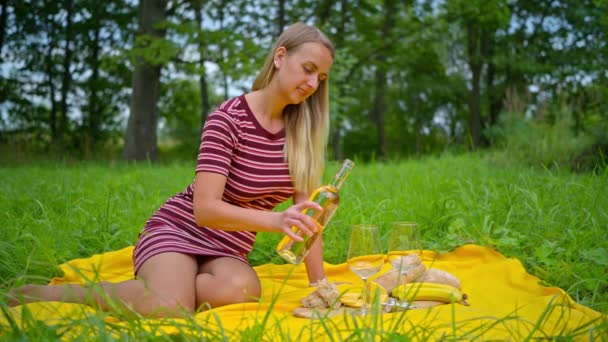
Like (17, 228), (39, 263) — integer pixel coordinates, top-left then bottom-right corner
(132, 95), (295, 275)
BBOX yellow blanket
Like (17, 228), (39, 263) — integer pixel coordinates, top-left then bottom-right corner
(3, 244), (605, 340)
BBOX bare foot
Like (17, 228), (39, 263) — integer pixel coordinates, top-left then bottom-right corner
(7, 284), (59, 307)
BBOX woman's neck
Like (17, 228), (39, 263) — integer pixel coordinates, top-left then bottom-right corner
(245, 88), (286, 133)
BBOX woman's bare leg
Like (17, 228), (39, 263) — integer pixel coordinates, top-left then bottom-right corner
(8, 252), (199, 318)
(194, 257), (261, 309)
(7, 280), (147, 311)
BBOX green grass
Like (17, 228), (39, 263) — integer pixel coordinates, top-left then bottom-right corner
(1, 153), (606, 339)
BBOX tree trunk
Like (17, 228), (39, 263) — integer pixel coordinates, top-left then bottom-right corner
(86, 16), (102, 157)
(123, 0), (167, 161)
(277, 0), (285, 38)
(59, 0), (74, 148)
(469, 66), (482, 148)
(373, 68), (387, 159)
(371, 0), (395, 160)
(316, 0), (332, 28)
(47, 65), (58, 145)
(483, 28), (500, 144)
(328, 0), (346, 160)
(199, 71), (210, 128)
(486, 61), (500, 126)
(194, 3), (210, 131)
(467, 21), (483, 148)
(45, 15), (59, 145)
(0, 0), (8, 57)
(415, 119), (422, 155)
(217, 1), (228, 100)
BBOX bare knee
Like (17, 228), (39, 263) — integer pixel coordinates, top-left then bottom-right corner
(195, 273), (261, 308)
(227, 274), (261, 301)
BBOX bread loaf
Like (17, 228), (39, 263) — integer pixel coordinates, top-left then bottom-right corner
(414, 268), (461, 289)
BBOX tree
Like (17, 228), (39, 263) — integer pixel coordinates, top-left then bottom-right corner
(78, 0), (135, 156)
(370, 0), (397, 160)
(192, 0), (211, 129)
(0, 0), (7, 56)
(2, 0), (606, 162)
(444, 0), (510, 148)
(123, 0), (169, 161)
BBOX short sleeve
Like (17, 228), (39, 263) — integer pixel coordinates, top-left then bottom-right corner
(195, 110), (238, 176)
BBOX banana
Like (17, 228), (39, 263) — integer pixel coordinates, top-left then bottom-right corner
(338, 282), (388, 308)
(392, 282), (470, 306)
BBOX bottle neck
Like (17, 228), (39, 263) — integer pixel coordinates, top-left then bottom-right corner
(330, 159), (355, 190)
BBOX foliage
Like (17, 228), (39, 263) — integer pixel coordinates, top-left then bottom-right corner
(0, 0), (136, 157)
(486, 108), (595, 170)
(2, 0), (607, 161)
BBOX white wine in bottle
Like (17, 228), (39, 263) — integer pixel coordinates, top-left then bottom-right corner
(276, 159), (355, 264)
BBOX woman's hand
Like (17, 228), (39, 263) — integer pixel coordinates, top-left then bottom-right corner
(274, 201), (323, 241)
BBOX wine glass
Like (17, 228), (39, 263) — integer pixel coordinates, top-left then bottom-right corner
(387, 222), (419, 257)
(388, 221), (421, 274)
(346, 224), (384, 315)
(387, 221), (420, 293)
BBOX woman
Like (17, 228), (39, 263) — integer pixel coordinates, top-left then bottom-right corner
(9, 22), (335, 318)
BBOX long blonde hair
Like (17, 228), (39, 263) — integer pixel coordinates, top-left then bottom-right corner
(252, 22), (334, 194)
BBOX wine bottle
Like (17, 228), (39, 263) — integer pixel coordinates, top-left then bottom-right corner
(276, 159), (355, 264)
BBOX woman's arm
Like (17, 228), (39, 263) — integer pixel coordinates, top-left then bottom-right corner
(304, 235), (325, 285)
(192, 171), (323, 241)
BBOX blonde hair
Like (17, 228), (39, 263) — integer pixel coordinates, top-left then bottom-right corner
(252, 22), (335, 194)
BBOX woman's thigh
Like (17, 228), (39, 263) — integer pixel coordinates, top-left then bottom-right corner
(136, 252), (199, 313)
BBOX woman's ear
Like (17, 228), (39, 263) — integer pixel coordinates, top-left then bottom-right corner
(274, 46), (287, 69)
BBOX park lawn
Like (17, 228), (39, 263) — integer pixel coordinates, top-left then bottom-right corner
(0, 153), (606, 339)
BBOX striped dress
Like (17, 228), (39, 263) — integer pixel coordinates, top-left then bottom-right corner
(132, 95), (295, 275)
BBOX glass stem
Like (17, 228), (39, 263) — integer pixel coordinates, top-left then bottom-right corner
(361, 276), (368, 314)
(397, 259), (404, 284)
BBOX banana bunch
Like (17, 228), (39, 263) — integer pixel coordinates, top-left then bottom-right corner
(392, 282), (470, 306)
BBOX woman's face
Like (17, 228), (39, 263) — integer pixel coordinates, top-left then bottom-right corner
(274, 42), (333, 105)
